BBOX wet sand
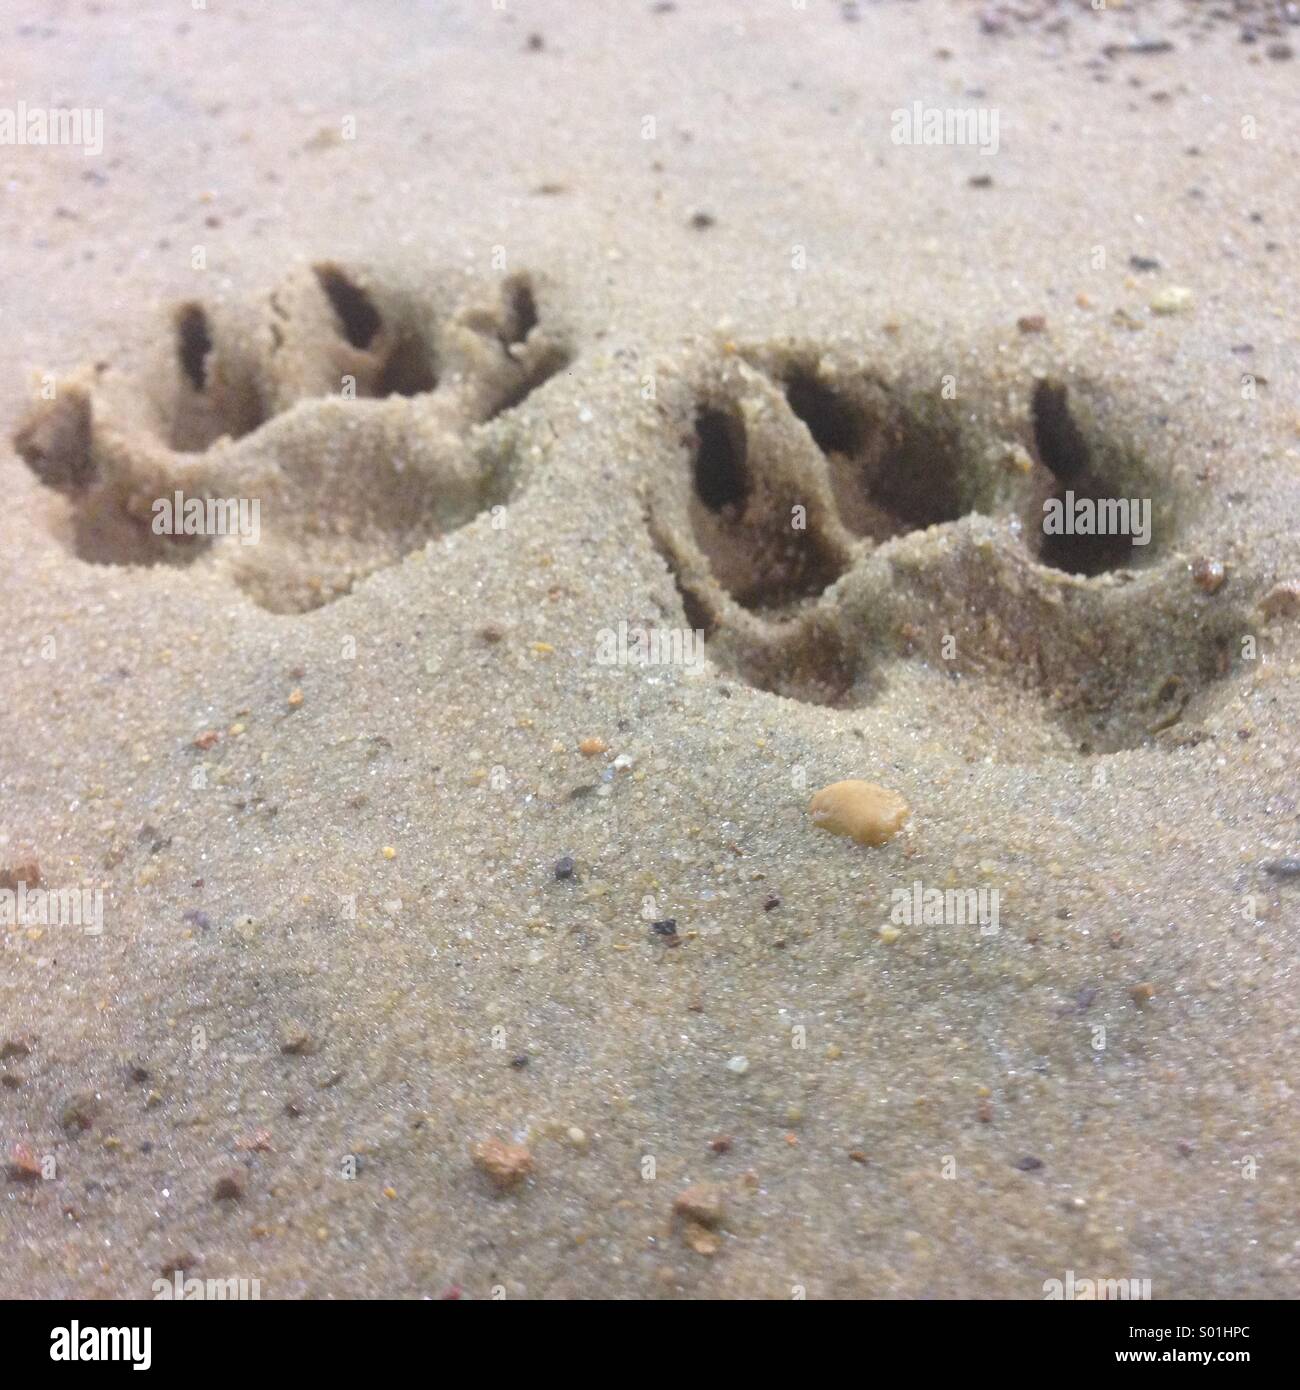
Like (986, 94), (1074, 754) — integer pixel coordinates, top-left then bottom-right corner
(2, 1), (1298, 1298)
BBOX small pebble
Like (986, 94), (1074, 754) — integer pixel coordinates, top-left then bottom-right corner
(1017, 314), (1047, 334)
(725, 1055), (750, 1075)
(213, 1174), (243, 1201)
(6, 1143), (43, 1182)
(1150, 285), (1193, 315)
(808, 780), (910, 847)
(682, 1222), (720, 1256)
(1014, 1155), (1044, 1172)
(554, 855), (576, 880)
(673, 1182), (724, 1227)
(0, 861), (41, 892)
(1191, 557), (1226, 593)
(1262, 858), (1300, 879)
(60, 1094), (100, 1135)
(472, 1137), (534, 1191)
(651, 918), (678, 937)
(578, 737), (608, 757)
(763, 893), (781, 911)
(279, 1023), (314, 1055)
(1259, 582), (1300, 620)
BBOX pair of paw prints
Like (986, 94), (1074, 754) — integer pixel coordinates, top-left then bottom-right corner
(14, 263), (570, 612)
(646, 342), (1250, 756)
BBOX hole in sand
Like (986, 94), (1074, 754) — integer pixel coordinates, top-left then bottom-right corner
(503, 278), (539, 346)
(313, 263), (383, 350)
(692, 407), (749, 512)
(313, 263), (438, 399)
(1031, 379), (1137, 576)
(783, 371), (864, 456)
(782, 371), (969, 543)
(176, 303), (213, 392)
(686, 402), (844, 611)
(376, 334), (438, 397)
(1031, 379), (1089, 481)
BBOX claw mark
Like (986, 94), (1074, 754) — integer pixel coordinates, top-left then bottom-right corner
(1031, 378), (1137, 575)
(692, 406), (748, 513)
(313, 262), (382, 350)
(176, 303), (213, 392)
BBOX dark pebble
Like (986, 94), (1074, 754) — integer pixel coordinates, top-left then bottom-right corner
(1128, 254), (1161, 271)
(213, 1175), (243, 1202)
(510, 1054), (529, 1070)
(1014, 1155), (1045, 1171)
(1263, 857), (1300, 879)
(651, 918), (678, 936)
(763, 894), (782, 912)
(554, 855), (576, 880)
(60, 1094), (101, 1135)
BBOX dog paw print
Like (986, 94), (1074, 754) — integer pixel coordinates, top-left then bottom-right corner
(14, 263), (571, 612)
(646, 340), (1250, 757)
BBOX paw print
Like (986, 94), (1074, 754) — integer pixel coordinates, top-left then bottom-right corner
(646, 339), (1248, 756)
(14, 263), (571, 612)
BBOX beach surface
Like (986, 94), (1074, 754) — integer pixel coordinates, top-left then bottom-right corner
(2, 0), (1298, 1298)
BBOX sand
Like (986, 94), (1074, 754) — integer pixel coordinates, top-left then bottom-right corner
(2, 0), (1298, 1299)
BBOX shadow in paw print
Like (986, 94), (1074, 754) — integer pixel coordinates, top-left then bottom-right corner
(311, 262), (438, 399)
(1030, 379), (1143, 576)
(781, 366), (972, 542)
(14, 265), (573, 610)
(688, 400), (848, 611)
(647, 341), (1251, 758)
